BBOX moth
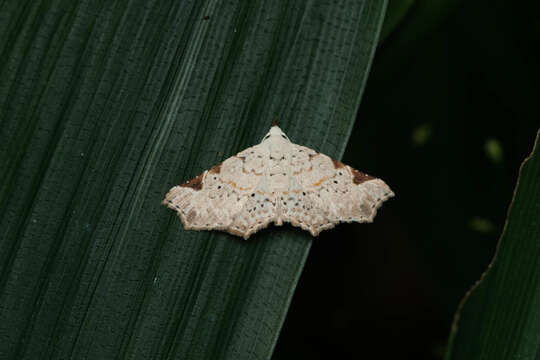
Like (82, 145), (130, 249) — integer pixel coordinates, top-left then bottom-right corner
(163, 124), (394, 239)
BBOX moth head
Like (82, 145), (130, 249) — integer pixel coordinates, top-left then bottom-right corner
(262, 125), (290, 142)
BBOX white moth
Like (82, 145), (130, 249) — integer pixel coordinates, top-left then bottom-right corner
(163, 124), (394, 239)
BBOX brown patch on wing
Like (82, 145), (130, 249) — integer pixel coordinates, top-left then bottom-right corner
(331, 159), (345, 169)
(209, 163), (221, 174)
(351, 169), (375, 184)
(186, 209), (197, 222)
(308, 152), (319, 160)
(180, 173), (204, 190)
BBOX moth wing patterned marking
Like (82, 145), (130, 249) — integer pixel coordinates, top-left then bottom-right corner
(285, 145), (394, 236)
(224, 143), (280, 238)
(163, 144), (278, 239)
(163, 126), (394, 239)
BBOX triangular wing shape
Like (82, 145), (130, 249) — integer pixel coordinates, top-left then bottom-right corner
(163, 126), (394, 239)
(163, 144), (280, 239)
(279, 144), (394, 236)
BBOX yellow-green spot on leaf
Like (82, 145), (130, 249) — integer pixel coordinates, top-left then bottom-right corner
(484, 138), (503, 163)
(411, 123), (432, 146)
(469, 216), (495, 233)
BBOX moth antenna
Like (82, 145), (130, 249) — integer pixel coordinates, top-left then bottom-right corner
(272, 116), (278, 127)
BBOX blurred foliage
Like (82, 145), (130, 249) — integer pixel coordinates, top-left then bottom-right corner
(379, 0), (415, 43)
(412, 123), (433, 147)
(447, 131), (540, 359)
(484, 138), (504, 164)
(274, 0), (540, 358)
(468, 217), (496, 234)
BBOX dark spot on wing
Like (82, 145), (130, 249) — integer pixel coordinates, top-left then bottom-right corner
(186, 209), (197, 222)
(331, 158), (345, 169)
(352, 169), (375, 184)
(209, 163), (222, 174)
(180, 173), (204, 190)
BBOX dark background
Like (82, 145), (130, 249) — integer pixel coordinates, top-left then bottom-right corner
(274, 0), (539, 358)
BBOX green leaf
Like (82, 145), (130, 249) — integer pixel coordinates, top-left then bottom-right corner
(0, 1), (387, 359)
(379, 0), (415, 42)
(446, 130), (540, 359)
